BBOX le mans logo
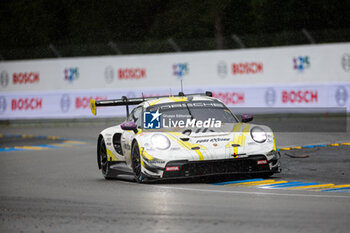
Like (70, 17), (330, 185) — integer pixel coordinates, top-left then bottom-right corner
(143, 110), (162, 129)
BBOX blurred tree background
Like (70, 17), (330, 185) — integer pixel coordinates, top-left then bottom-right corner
(0, 0), (349, 59)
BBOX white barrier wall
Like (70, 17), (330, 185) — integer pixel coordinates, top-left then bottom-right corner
(0, 43), (349, 119)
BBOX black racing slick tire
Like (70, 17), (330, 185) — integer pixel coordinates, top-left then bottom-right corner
(98, 138), (113, 179)
(131, 141), (147, 183)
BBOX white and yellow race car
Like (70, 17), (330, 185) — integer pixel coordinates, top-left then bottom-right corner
(90, 92), (281, 183)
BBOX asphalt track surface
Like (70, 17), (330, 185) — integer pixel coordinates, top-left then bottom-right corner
(1, 117), (350, 233)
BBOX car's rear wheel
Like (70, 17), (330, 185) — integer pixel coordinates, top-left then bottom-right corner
(99, 138), (112, 179)
(131, 141), (147, 183)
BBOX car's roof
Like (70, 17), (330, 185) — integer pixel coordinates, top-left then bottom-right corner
(141, 95), (222, 108)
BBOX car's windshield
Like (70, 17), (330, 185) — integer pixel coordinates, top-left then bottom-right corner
(144, 101), (238, 131)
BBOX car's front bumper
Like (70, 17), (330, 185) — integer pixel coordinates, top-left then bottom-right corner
(162, 154), (280, 178)
(142, 151), (281, 180)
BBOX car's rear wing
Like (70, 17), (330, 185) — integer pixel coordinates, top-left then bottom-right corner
(90, 91), (213, 116)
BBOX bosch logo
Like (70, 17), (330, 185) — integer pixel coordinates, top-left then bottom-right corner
(342, 54), (350, 71)
(265, 88), (276, 106)
(282, 90), (318, 103)
(11, 98), (42, 111)
(118, 68), (146, 80)
(60, 94), (70, 113)
(13, 72), (39, 84)
(212, 91), (244, 105)
(0, 96), (6, 114)
(0, 71), (9, 88)
(335, 86), (348, 106)
(75, 96), (107, 109)
(232, 62), (263, 75)
(104, 66), (114, 83)
(217, 62), (227, 78)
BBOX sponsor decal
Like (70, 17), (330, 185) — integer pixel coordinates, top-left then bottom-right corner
(335, 86), (348, 106)
(342, 54), (350, 72)
(257, 160), (267, 165)
(60, 94), (70, 113)
(232, 62), (263, 75)
(149, 102), (225, 111)
(196, 138), (230, 143)
(143, 110), (222, 129)
(265, 88), (276, 106)
(13, 72), (39, 84)
(165, 166), (180, 171)
(118, 68), (146, 79)
(0, 71), (9, 88)
(217, 61), (227, 78)
(173, 63), (189, 79)
(0, 96), (6, 114)
(163, 118), (221, 128)
(293, 56), (310, 72)
(143, 110), (162, 129)
(104, 66), (114, 83)
(212, 91), (244, 105)
(282, 90), (318, 103)
(75, 96), (107, 109)
(11, 98), (42, 111)
(64, 67), (79, 83)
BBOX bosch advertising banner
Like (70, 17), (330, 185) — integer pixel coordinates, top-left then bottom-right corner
(0, 83), (349, 119)
(0, 42), (349, 119)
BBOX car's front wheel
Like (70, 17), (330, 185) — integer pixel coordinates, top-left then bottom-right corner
(98, 138), (112, 179)
(131, 141), (147, 183)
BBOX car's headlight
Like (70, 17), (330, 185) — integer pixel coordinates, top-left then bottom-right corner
(151, 134), (171, 150)
(250, 127), (267, 143)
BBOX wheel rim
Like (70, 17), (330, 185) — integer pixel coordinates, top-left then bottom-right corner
(99, 139), (108, 176)
(132, 143), (141, 178)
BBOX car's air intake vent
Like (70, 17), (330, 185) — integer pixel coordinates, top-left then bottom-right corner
(113, 133), (123, 155)
(180, 137), (190, 141)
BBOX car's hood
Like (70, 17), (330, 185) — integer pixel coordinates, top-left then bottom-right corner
(137, 123), (275, 161)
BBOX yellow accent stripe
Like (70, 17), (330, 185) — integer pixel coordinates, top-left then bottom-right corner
(166, 133), (205, 160)
(233, 134), (240, 154)
(195, 149), (204, 161)
(340, 142), (350, 145)
(287, 184), (334, 190)
(106, 148), (118, 161)
(141, 159), (145, 168)
(242, 124), (250, 135)
(232, 123), (242, 132)
(272, 133), (277, 151)
(141, 149), (154, 161)
(149, 99), (162, 106)
(168, 97), (188, 102)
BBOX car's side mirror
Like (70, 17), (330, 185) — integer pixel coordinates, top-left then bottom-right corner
(241, 114), (253, 123)
(121, 121), (138, 134)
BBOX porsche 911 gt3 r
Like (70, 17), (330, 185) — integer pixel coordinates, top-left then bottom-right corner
(90, 92), (281, 183)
